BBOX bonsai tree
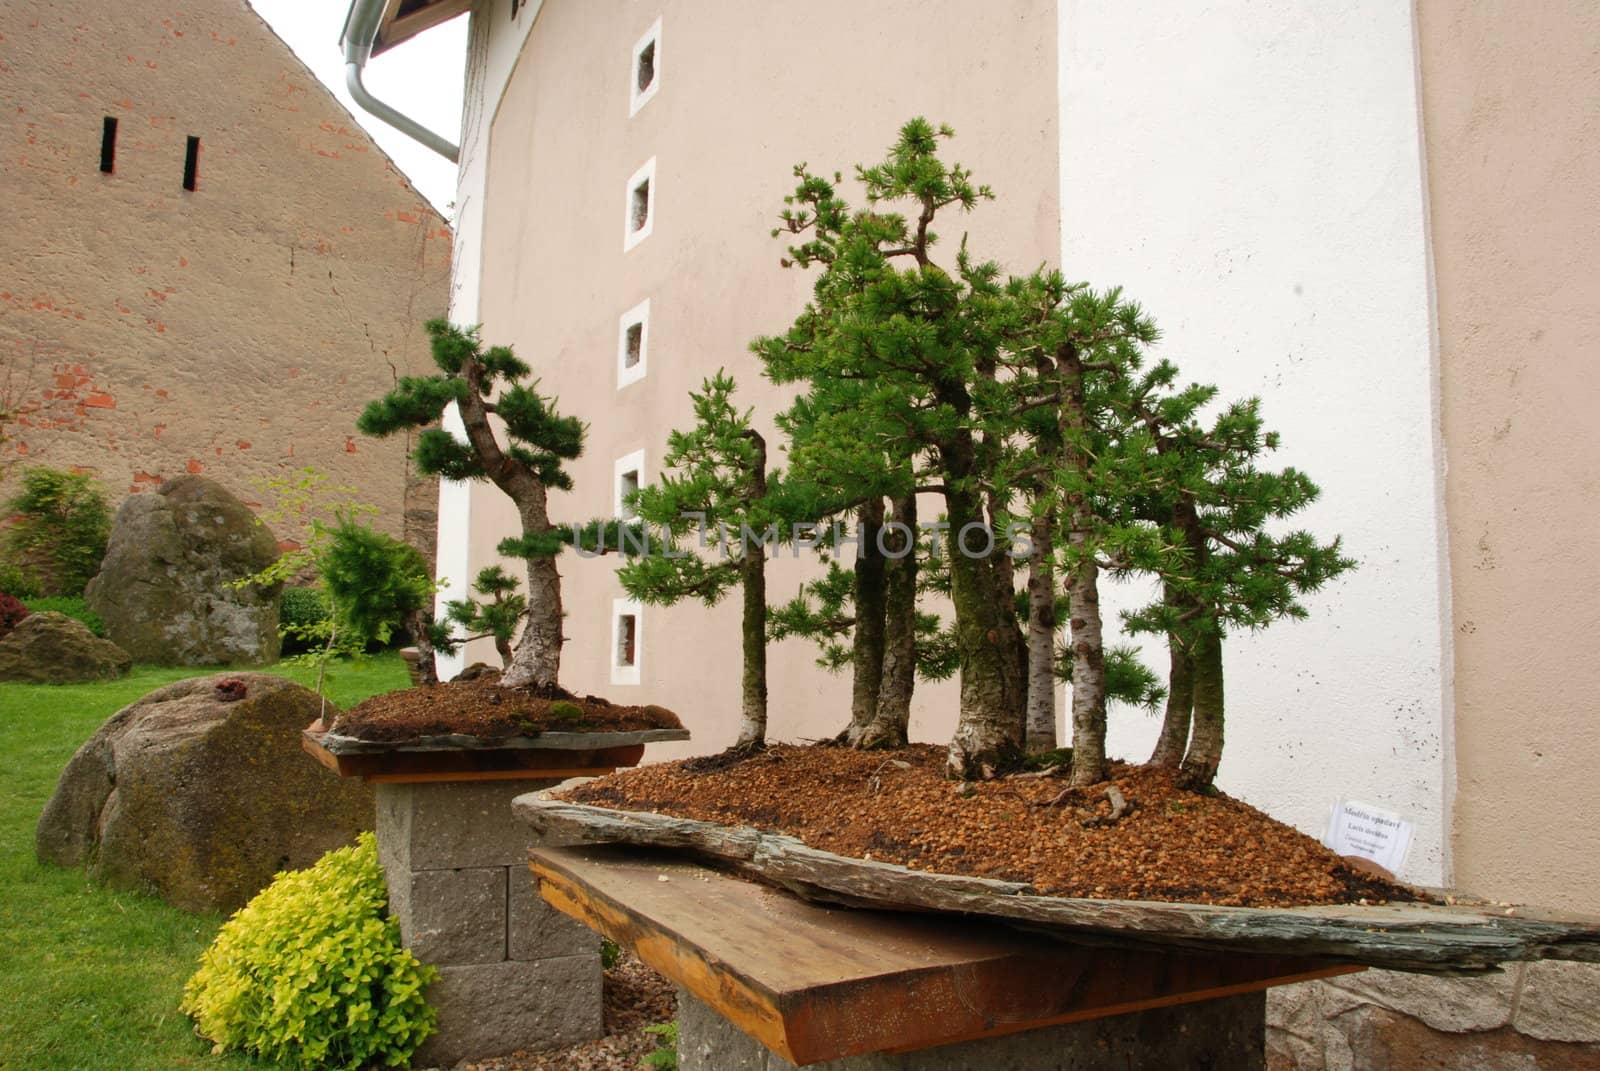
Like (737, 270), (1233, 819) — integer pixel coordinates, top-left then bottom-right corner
(442, 565), (526, 669)
(1116, 377), (1354, 787)
(612, 372), (777, 750)
(358, 319), (584, 691)
(754, 119), (1030, 778)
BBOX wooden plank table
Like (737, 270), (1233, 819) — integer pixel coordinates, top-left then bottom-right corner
(529, 845), (1360, 1067)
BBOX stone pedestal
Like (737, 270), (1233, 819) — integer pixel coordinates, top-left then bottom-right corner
(677, 989), (1266, 1070)
(376, 781), (603, 1066)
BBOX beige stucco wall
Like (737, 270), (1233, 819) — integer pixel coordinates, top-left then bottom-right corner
(473, 0), (1059, 754)
(1420, 0), (1600, 910)
(1, 0), (450, 553)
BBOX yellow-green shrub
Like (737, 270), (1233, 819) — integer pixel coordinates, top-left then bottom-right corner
(180, 832), (437, 1070)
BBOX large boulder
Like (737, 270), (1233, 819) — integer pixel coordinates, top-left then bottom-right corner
(36, 673), (374, 913)
(86, 476), (281, 666)
(0, 611), (131, 683)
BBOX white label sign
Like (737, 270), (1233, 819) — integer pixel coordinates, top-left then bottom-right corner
(1323, 799), (1413, 876)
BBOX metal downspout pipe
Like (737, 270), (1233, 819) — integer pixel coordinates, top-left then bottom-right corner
(341, 0), (461, 163)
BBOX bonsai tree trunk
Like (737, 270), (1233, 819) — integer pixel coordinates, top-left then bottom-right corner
(1179, 628), (1224, 788)
(1025, 510), (1058, 752)
(944, 476), (1026, 779)
(454, 361), (565, 691)
(735, 427), (770, 750)
(860, 493), (917, 749)
(845, 498), (888, 745)
(400, 608), (440, 686)
(1149, 624), (1194, 767)
(737, 549), (768, 749)
(499, 497), (563, 690)
(1059, 343), (1109, 787)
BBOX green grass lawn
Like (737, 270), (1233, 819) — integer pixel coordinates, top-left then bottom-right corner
(0, 654), (409, 1071)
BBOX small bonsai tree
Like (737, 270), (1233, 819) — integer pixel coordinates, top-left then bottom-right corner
(611, 373), (777, 750)
(1116, 379), (1354, 788)
(443, 565), (526, 669)
(358, 319), (584, 691)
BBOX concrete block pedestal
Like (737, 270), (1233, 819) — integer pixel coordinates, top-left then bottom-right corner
(376, 781), (602, 1066)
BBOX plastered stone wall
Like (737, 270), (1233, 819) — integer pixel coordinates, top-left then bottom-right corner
(1, 0), (449, 548)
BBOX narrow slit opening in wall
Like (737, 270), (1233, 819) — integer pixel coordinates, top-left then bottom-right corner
(99, 116), (118, 174)
(636, 40), (656, 96)
(182, 135), (200, 191)
(616, 614), (637, 668)
(618, 469), (640, 518)
(630, 178), (651, 232)
(623, 322), (643, 368)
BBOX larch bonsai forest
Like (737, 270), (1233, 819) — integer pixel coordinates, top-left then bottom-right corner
(343, 118), (1375, 910)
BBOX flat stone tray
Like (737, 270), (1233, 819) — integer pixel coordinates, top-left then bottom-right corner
(513, 798), (1600, 975)
(314, 728), (691, 755)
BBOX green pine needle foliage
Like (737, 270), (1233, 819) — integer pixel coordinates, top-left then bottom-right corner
(180, 833), (437, 1070)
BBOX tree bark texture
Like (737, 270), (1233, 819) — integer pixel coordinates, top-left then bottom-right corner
(943, 477), (1026, 779)
(1179, 628), (1224, 788)
(862, 493), (917, 749)
(455, 360), (563, 690)
(1148, 626), (1194, 767)
(1025, 511), (1059, 753)
(738, 549), (769, 748)
(401, 608), (439, 686)
(846, 498), (887, 745)
(1058, 343), (1109, 787)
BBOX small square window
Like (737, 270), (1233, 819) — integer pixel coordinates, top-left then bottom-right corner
(622, 157), (656, 250)
(617, 614), (637, 666)
(614, 449), (646, 519)
(629, 18), (662, 116)
(618, 469), (640, 519)
(617, 299), (649, 387)
(611, 598), (642, 685)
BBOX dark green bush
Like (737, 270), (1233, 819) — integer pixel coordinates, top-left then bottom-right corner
(21, 596), (104, 636)
(278, 585), (333, 653)
(181, 833), (437, 1070)
(3, 467), (111, 596)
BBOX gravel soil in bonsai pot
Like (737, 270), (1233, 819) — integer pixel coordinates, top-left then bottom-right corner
(330, 675), (684, 743)
(560, 743), (1419, 909)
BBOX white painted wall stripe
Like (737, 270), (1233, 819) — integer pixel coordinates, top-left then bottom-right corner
(1058, 0), (1450, 884)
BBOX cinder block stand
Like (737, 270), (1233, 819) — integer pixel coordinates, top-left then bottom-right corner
(376, 781), (602, 1067)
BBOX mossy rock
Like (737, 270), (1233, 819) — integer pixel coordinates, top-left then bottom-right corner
(85, 475), (282, 666)
(0, 611), (130, 683)
(35, 673), (374, 913)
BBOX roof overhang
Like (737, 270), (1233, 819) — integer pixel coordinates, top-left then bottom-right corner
(364, 0), (470, 57)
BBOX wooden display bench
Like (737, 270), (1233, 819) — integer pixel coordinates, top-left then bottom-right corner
(529, 845), (1363, 1068)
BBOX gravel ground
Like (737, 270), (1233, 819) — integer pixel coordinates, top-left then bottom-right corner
(456, 952), (676, 1071)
